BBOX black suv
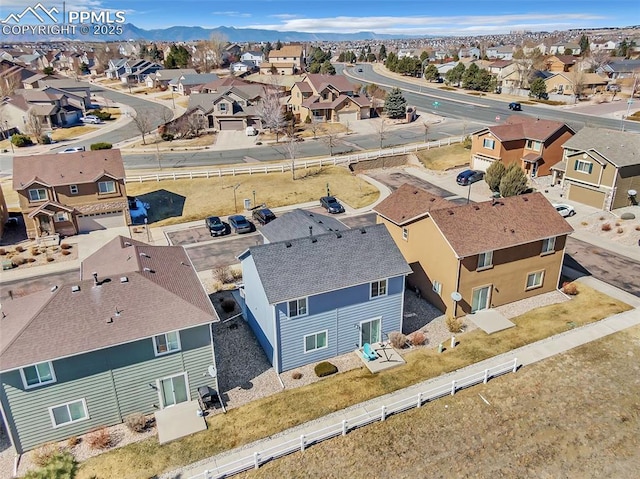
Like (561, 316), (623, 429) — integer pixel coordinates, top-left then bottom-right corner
(252, 208), (276, 225)
(508, 102), (522, 111)
(205, 216), (227, 236)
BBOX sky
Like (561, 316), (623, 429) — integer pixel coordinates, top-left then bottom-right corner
(0, 0), (637, 35)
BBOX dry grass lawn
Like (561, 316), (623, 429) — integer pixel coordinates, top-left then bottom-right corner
(50, 125), (98, 141)
(126, 132), (216, 149)
(125, 166), (379, 226)
(0, 178), (19, 210)
(416, 143), (470, 170)
(75, 283), (631, 479)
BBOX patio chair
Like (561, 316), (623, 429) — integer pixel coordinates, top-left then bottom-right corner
(362, 343), (378, 361)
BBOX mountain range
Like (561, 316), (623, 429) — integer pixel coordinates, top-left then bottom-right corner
(7, 23), (417, 43)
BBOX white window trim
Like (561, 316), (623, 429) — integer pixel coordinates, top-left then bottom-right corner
(98, 180), (116, 194)
(28, 188), (47, 202)
(70, 184), (78, 195)
(402, 227), (409, 241)
(526, 270), (545, 290)
(575, 159), (592, 174)
(152, 331), (182, 357)
(541, 237), (556, 255)
(303, 330), (328, 354)
(20, 361), (57, 389)
(49, 398), (89, 428)
(477, 251), (494, 271)
(526, 139), (542, 152)
(156, 372), (191, 408)
(54, 212), (67, 222)
(483, 138), (495, 149)
(287, 297), (308, 318)
(359, 317), (383, 347)
(370, 279), (388, 299)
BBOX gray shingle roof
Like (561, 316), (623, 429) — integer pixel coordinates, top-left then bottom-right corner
(562, 128), (640, 167)
(246, 224), (411, 304)
(260, 208), (348, 243)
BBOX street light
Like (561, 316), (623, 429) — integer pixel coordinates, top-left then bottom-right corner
(233, 184), (241, 213)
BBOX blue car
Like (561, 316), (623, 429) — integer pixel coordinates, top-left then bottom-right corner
(456, 169), (485, 186)
(228, 215), (253, 234)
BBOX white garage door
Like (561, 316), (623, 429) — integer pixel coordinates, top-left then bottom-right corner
(472, 155), (495, 172)
(338, 111), (358, 124)
(77, 211), (126, 233)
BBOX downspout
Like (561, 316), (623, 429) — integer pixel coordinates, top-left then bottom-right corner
(453, 258), (462, 318)
(273, 305), (285, 389)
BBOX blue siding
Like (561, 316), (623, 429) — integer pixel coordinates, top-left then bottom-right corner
(241, 256), (276, 365)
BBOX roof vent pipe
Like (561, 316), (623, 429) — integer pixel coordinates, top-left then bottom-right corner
(92, 272), (98, 286)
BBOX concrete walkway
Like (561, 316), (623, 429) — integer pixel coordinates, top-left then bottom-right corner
(162, 275), (640, 479)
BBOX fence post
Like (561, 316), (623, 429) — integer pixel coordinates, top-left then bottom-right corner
(512, 358), (518, 373)
(203, 470), (209, 479)
(381, 405), (386, 421)
(417, 392), (422, 408)
(300, 434), (305, 452)
(451, 380), (456, 396)
(254, 451), (260, 469)
(483, 369), (489, 384)
(342, 419), (348, 436)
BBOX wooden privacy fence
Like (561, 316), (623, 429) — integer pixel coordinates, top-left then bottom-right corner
(187, 357), (518, 479)
(125, 136), (465, 183)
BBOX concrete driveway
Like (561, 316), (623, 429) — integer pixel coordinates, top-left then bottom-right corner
(216, 130), (260, 150)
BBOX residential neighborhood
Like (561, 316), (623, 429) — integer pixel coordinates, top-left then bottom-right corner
(0, 7), (639, 479)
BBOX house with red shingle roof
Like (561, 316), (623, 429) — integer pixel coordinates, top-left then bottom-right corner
(470, 115), (575, 177)
(375, 186), (573, 317)
(0, 236), (221, 453)
(12, 149), (129, 239)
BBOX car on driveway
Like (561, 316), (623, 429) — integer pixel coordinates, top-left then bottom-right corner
(228, 215), (253, 234)
(508, 102), (522, 111)
(553, 203), (576, 217)
(456, 169), (485, 186)
(320, 196), (345, 214)
(80, 115), (102, 124)
(252, 208), (276, 225)
(205, 216), (227, 236)
(59, 146), (86, 153)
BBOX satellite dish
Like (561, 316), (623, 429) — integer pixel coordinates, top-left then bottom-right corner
(628, 189), (637, 197)
(207, 365), (217, 378)
(451, 292), (462, 302)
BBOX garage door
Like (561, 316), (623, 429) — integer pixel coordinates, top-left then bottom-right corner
(337, 111), (358, 124)
(472, 155), (495, 172)
(567, 184), (606, 210)
(77, 211), (126, 233)
(219, 119), (244, 131)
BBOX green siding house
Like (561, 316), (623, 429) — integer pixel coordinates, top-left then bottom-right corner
(0, 236), (220, 454)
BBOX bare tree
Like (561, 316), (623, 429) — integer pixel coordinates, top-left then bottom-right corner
(0, 72), (21, 97)
(571, 70), (587, 103)
(422, 121), (430, 143)
(131, 109), (154, 145)
(194, 33), (228, 72)
(256, 85), (286, 142)
(25, 110), (44, 143)
(377, 119), (386, 149)
(283, 134), (299, 180)
(325, 131), (338, 156)
(588, 49), (612, 72)
(309, 119), (320, 139)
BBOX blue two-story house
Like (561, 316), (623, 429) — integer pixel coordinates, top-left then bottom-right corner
(238, 224), (412, 373)
(0, 236), (220, 454)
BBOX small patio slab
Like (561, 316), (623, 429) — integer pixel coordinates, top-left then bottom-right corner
(467, 309), (516, 334)
(357, 342), (406, 373)
(155, 400), (207, 444)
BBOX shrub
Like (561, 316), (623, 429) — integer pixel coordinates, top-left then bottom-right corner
(615, 222), (621, 227)
(90, 142), (112, 150)
(12, 257), (26, 266)
(581, 221), (588, 226)
(161, 133), (174, 141)
(291, 371), (303, 380)
(30, 247), (40, 256)
(221, 299), (236, 313)
(601, 223), (612, 231)
(46, 257), (55, 262)
(89, 108), (112, 121)
(60, 243), (72, 249)
(27, 257), (36, 263)
(617, 227), (624, 234)
(61, 250), (71, 256)
(24, 451), (77, 479)
(562, 281), (579, 295)
(32, 442), (62, 467)
(67, 436), (81, 447)
(125, 412), (147, 433)
(462, 135), (472, 149)
(446, 315), (463, 333)
(86, 426), (112, 450)
(408, 331), (426, 346)
(15, 245), (25, 252)
(40, 134), (52, 144)
(599, 216), (605, 220)
(314, 361), (338, 377)
(230, 267), (243, 280)
(11, 134), (33, 147)
(388, 331), (408, 349)
(0, 248), (5, 255)
(636, 226), (640, 231)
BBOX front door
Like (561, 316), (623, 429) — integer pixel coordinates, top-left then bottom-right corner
(39, 216), (52, 236)
(531, 161), (538, 177)
(159, 373), (189, 408)
(360, 318), (381, 346)
(471, 286), (492, 312)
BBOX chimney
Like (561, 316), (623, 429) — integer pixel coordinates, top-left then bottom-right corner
(92, 272), (98, 286)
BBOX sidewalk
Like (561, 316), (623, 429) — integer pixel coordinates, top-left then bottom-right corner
(163, 274), (640, 479)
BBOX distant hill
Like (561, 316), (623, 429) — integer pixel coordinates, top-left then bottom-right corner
(7, 23), (418, 42)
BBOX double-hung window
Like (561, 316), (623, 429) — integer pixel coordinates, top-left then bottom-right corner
(541, 237), (556, 254)
(288, 297), (308, 318)
(370, 279), (388, 298)
(477, 251), (493, 270)
(20, 361), (56, 388)
(98, 181), (116, 194)
(153, 331), (181, 356)
(402, 227), (409, 241)
(525, 140), (542, 152)
(50, 399), (88, 427)
(28, 189), (47, 201)
(574, 159), (593, 174)
(304, 330), (327, 353)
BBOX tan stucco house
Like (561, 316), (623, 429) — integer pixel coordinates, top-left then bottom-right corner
(562, 128), (640, 210)
(13, 150), (130, 239)
(375, 185), (573, 317)
(470, 115), (575, 177)
(260, 45), (305, 75)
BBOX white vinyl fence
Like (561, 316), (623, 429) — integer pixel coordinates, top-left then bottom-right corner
(125, 136), (465, 184)
(187, 357), (518, 479)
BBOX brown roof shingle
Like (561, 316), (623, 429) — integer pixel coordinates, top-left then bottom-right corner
(429, 193), (573, 257)
(486, 115), (571, 142)
(374, 184), (453, 225)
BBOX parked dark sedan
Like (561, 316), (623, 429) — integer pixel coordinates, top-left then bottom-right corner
(320, 196), (345, 214)
(508, 102), (522, 111)
(205, 216), (227, 236)
(252, 208), (276, 225)
(456, 169), (485, 186)
(228, 215), (253, 234)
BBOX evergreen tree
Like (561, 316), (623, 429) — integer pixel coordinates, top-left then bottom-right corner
(529, 77), (548, 99)
(366, 53), (377, 62)
(384, 87), (407, 119)
(462, 63), (480, 89)
(485, 161), (506, 192)
(499, 163), (528, 197)
(423, 64), (440, 82)
(579, 34), (590, 56)
(378, 44), (387, 61)
(385, 52), (398, 72)
(276, 40), (283, 50)
(445, 62), (465, 86)
(320, 61), (336, 75)
(263, 42), (273, 56)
